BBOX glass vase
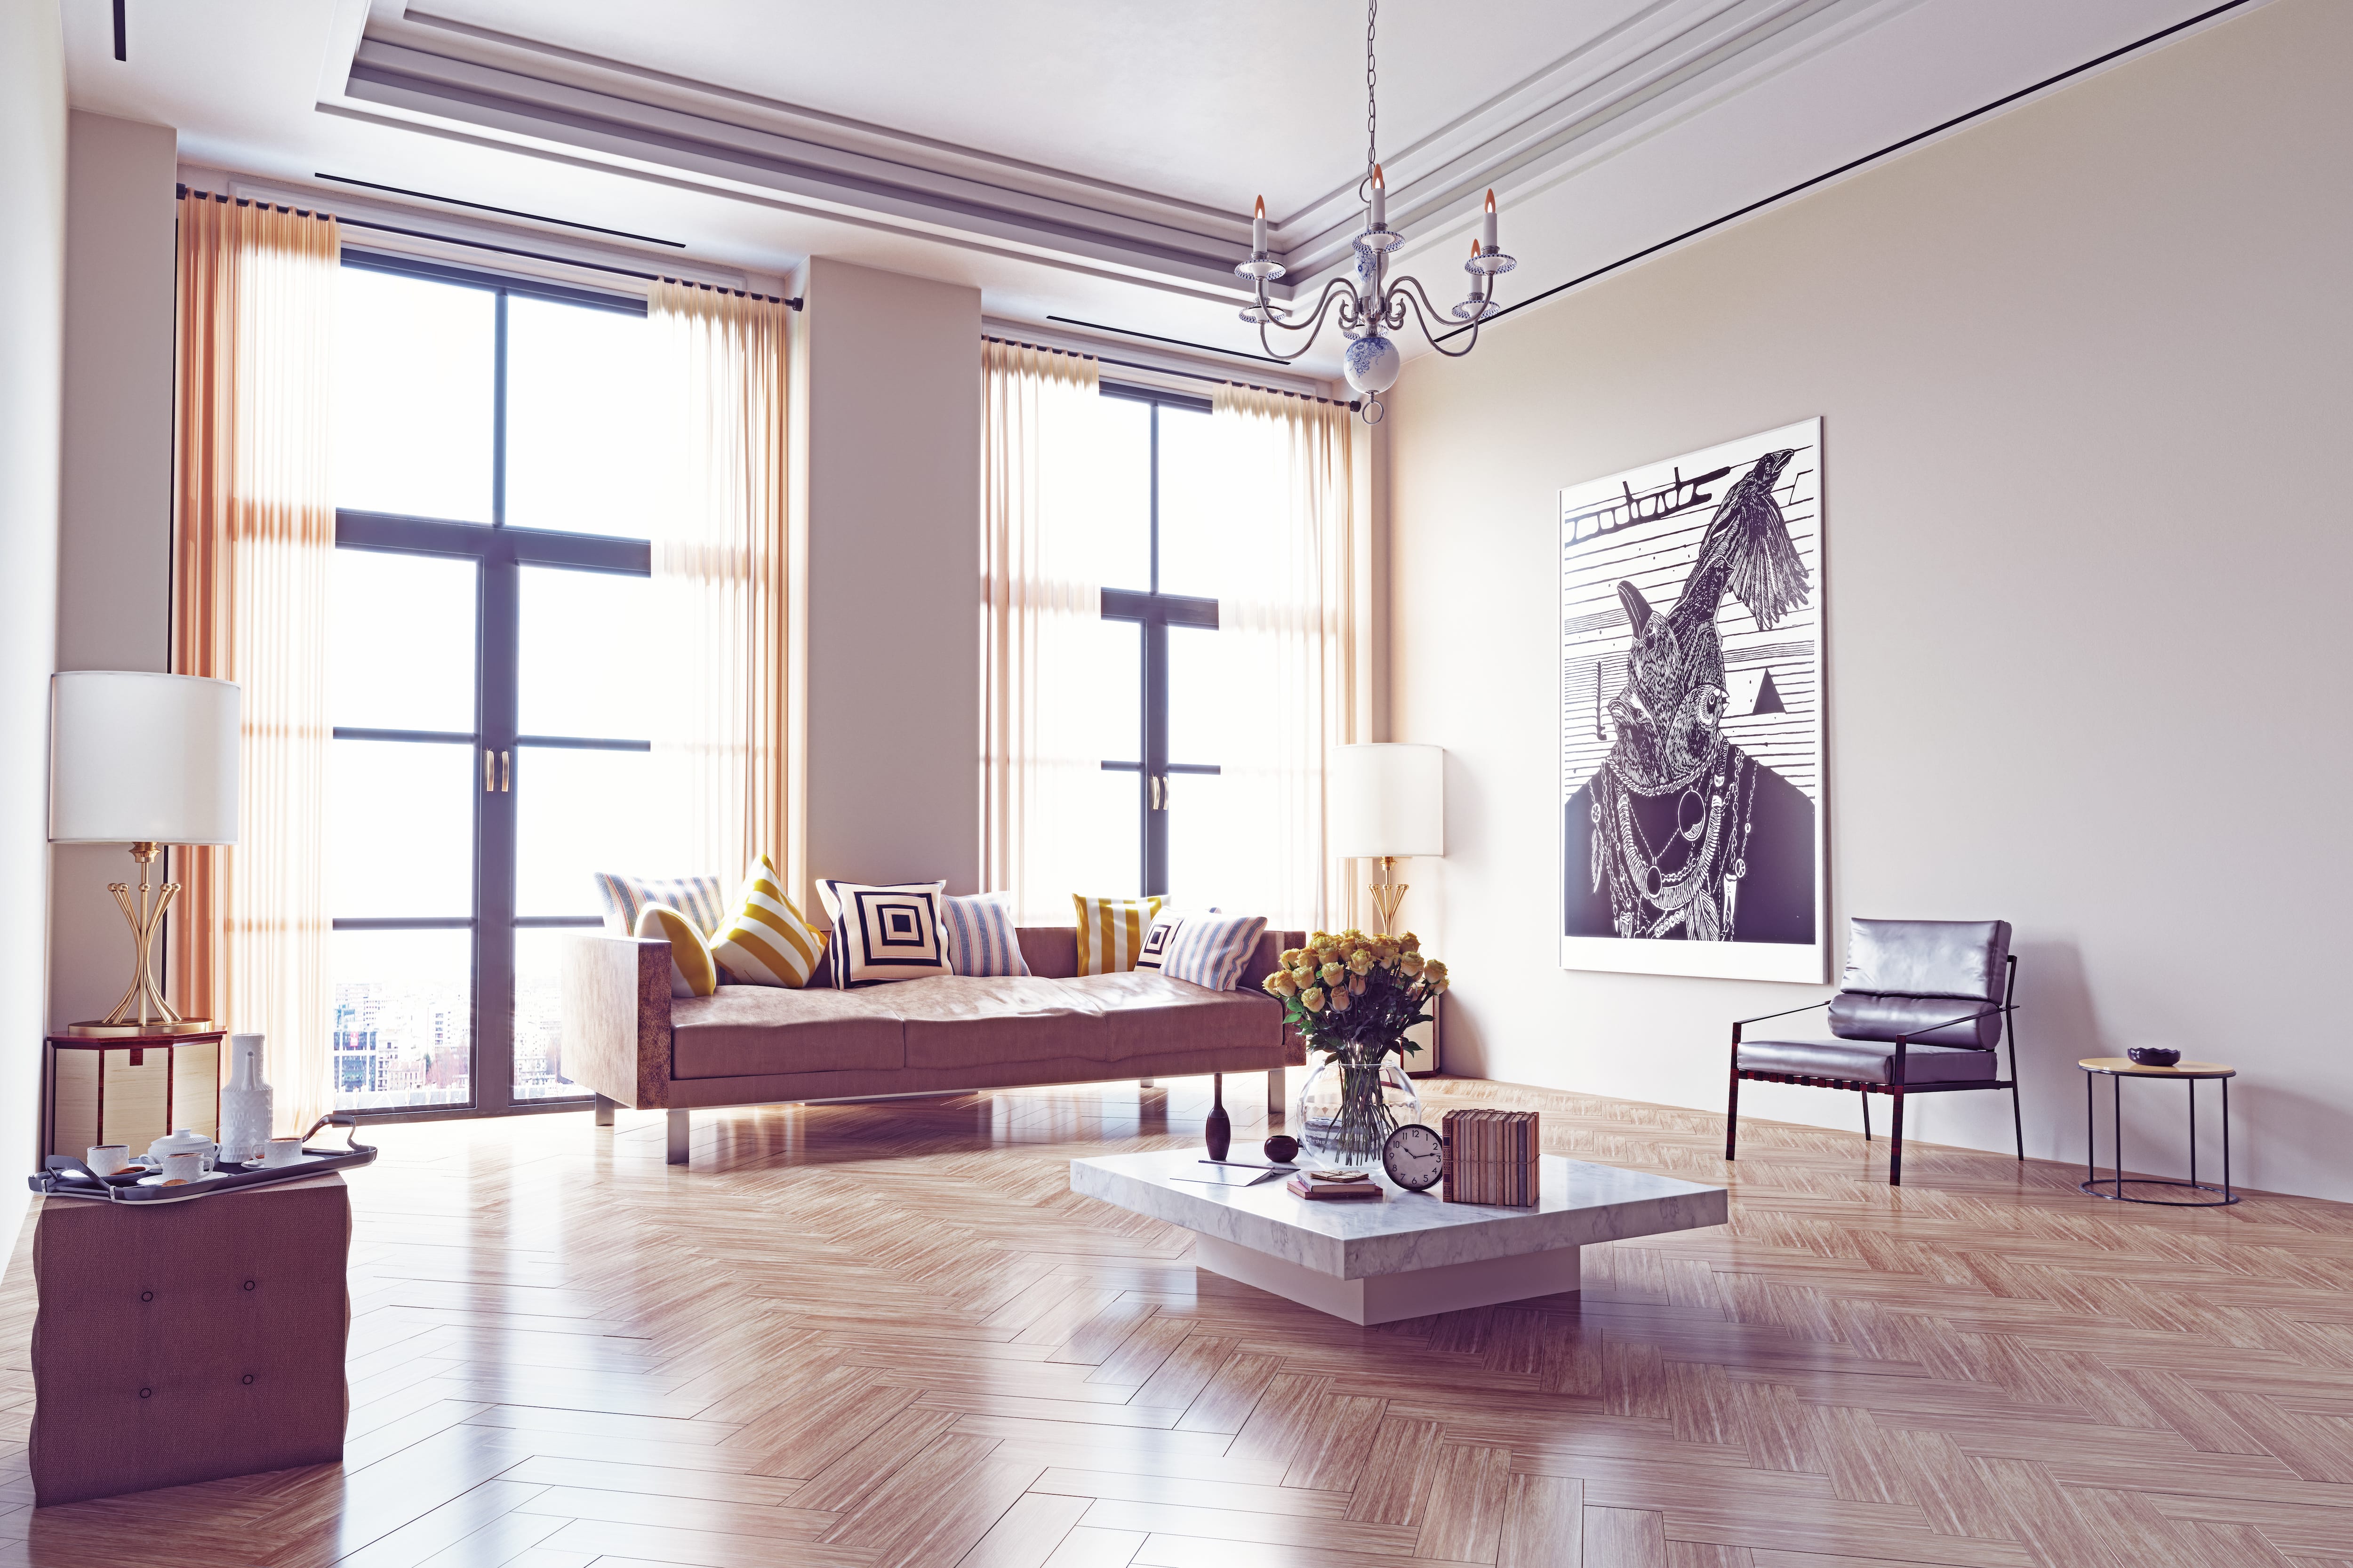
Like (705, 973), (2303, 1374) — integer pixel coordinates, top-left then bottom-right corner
(1294, 1044), (1423, 1168)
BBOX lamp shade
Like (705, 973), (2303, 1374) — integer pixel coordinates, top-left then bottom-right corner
(1330, 743), (1444, 859)
(49, 672), (240, 845)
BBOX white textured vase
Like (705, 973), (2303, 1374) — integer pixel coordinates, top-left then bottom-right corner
(219, 1032), (275, 1165)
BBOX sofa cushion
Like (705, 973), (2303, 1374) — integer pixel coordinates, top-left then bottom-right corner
(1841, 918), (2011, 1002)
(670, 985), (905, 1080)
(1737, 1037), (1998, 1086)
(1064, 970), (1286, 1063)
(894, 976), (1112, 1070)
(1828, 992), (2001, 1048)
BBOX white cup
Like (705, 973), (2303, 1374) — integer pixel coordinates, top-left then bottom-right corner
(86, 1144), (130, 1177)
(260, 1137), (305, 1168)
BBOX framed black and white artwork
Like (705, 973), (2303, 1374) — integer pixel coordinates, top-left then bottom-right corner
(1559, 418), (1825, 983)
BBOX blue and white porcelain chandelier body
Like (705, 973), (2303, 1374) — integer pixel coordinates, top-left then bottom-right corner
(1235, 0), (1517, 424)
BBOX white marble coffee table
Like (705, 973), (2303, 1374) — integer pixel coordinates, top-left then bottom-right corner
(1070, 1149), (1727, 1326)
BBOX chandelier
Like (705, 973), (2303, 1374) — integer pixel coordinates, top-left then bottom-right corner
(1234, 0), (1516, 424)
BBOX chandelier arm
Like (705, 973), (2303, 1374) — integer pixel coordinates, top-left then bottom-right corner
(1252, 277), (1359, 363)
(1388, 280), (1484, 359)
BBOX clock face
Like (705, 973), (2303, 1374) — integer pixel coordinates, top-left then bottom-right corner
(1383, 1122), (1446, 1192)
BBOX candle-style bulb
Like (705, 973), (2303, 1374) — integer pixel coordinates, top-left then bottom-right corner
(1481, 187), (1498, 254)
(1252, 195), (1267, 254)
(1370, 162), (1386, 228)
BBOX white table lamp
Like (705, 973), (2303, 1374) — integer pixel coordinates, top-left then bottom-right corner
(1331, 743), (1444, 934)
(50, 672), (241, 1036)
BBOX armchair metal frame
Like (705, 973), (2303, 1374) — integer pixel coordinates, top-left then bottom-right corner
(1725, 955), (2021, 1186)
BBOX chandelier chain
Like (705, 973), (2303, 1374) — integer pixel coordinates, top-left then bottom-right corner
(1366, 0), (1379, 192)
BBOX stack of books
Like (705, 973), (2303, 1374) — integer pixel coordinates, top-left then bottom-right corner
(1441, 1109), (1539, 1206)
(1286, 1168), (1383, 1202)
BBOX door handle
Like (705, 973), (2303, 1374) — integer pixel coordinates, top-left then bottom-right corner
(1150, 775), (1167, 811)
(484, 748), (495, 793)
(500, 751), (511, 792)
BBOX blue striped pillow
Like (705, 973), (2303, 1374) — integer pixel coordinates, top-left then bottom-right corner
(942, 892), (1031, 978)
(595, 871), (727, 936)
(1159, 913), (1268, 992)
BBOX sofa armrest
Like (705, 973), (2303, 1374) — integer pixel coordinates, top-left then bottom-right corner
(560, 934), (672, 1109)
(1238, 929), (1307, 996)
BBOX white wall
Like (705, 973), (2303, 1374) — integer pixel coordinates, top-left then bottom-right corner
(798, 258), (984, 900)
(1387, 0), (2353, 1198)
(51, 111), (179, 1030)
(0, 0), (69, 1231)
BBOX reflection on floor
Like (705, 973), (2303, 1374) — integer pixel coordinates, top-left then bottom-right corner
(0, 1071), (2346, 1567)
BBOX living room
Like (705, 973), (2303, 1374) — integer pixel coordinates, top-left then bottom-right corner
(2, 0), (2348, 1562)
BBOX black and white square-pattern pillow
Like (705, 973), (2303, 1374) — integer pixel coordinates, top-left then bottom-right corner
(815, 879), (950, 988)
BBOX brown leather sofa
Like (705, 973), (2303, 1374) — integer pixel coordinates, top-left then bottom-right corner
(562, 924), (1306, 1163)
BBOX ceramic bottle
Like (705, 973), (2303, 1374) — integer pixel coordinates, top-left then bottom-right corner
(219, 1032), (274, 1165)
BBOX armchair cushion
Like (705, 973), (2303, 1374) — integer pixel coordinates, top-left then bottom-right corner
(1842, 919), (2011, 1002)
(1737, 1038), (1999, 1086)
(1829, 992), (2002, 1048)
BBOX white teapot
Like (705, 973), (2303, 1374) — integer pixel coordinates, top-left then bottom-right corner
(147, 1128), (217, 1182)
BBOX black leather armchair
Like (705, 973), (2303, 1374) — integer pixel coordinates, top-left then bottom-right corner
(1726, 919), (2020, 1186)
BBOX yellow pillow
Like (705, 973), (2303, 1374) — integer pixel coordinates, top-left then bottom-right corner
(1073, 894), (1166, 976)
(711, 854), (826, 988)
(637, 903), (719, 998)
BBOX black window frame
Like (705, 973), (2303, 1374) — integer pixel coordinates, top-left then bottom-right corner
(330, 249), (652, 1121)
(1096, 380), (1221, 896)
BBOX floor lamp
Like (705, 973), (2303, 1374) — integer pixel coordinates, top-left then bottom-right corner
(49, 671), (241, 1037)
(1331, 744), (1444, 935)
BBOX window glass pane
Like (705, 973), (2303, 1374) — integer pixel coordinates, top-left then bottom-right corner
(332, 550), (475, 733)
(1155, 403), (1243, 600)
(505, 297), (662, 538)
(333, 928), (472, 1112)
(513, 746), (666, 918)
(1165, 770), (1239, 908)
(335, 268), (494, 523)
(330, 740), (475, 918)
(1070, 769), (1142, 900)
(1054, 394), (1151, 592)
(1167, 623), (1241, 768)
(520, 566), (656, 740)
(512, 929), (584, 1100)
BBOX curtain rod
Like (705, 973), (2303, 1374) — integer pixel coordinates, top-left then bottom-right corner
(984, 334), (1358, 410)
(175, 185), (801, 309)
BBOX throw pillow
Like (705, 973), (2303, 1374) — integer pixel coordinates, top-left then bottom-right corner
(1136, 905), (1222, 970)
(636, 903), (720, 999)
(942, 891), (1031, 978)
(596, 871), (727, 937)
(816, 879), (951, 988)
(710, 854), (826, 988)
(1073, 894), (1166, 976)
(1160, 913), (1270, 992)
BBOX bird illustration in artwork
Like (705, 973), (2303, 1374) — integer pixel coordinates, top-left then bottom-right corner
(1569, 447), (1815, 944)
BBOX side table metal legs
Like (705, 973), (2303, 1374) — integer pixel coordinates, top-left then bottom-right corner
(2081, 1069), (2238, 1207)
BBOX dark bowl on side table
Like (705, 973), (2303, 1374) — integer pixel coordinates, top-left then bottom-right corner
(2127, 1047), (2182, 1068)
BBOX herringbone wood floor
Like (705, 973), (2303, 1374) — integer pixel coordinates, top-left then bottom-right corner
(0, 1072), (2348, 1567)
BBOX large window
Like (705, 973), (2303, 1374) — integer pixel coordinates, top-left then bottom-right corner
(329, 254), (661, 1115)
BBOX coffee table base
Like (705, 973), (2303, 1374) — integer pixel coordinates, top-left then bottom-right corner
(1195, 1234), (1582, 1326)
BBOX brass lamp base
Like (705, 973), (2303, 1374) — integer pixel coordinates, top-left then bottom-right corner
(72, 842), (208, 1037)
(1365, 856), (1409, 936)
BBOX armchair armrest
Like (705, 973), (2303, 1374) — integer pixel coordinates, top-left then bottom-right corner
(560, 934), (672, 1109)
(1734, 998), (1834, 1029)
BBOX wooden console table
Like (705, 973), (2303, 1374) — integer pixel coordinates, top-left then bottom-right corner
(29, 1174), (351, 1506)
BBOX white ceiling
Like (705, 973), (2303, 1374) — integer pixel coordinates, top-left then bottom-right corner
(65, 0), (2266, 380)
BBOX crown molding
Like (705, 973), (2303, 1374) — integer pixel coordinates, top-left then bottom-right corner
(327, 0), (1924, 307)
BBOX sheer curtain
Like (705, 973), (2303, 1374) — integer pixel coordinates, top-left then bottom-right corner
(170, 192), (340, 1133)
(980, 340), (1109, 919)
(1196, 384), (1367, 932)
(647, 280), (796, 905)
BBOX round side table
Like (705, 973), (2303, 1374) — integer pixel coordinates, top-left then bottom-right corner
(2077, 1057), (2238, 1207)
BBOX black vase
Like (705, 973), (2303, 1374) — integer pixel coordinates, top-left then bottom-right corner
(1205, 1074), (1232, 1161)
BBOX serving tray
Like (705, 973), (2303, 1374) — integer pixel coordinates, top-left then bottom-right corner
(31, 1116), (377, 1204)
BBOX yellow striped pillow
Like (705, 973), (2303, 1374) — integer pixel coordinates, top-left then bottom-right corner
(711, 854), (826, 988)
(636, 904), (720, 998)
(1073, 894), (1166, 976)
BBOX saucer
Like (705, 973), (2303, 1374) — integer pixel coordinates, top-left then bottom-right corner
(136, 1170), (230, 1187)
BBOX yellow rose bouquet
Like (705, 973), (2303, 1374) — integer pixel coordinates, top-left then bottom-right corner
(1263, 929), (1448, 1162)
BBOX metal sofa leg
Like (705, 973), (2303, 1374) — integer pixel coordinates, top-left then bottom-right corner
(594, 1094), (616, 1128)
(666, 1109), (690, 1166)
(1139, 1078), (1156, 1089)
(1861, 1092), (1872, 1143)
(1266, 1068), (1285, 1121)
